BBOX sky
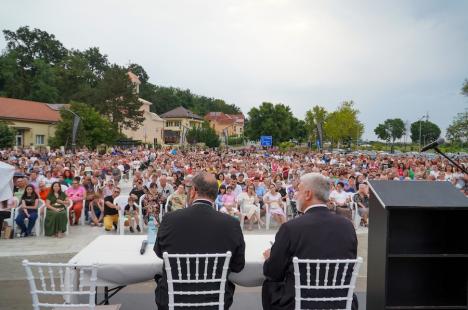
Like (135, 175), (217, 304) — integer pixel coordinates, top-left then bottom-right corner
(1, 0), (467, 140)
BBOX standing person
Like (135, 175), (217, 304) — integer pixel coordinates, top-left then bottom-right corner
(66, 177), (85, 225)
(45, 182), (70, 238)
(103, 187), (121, 231)
(15, 185), (39, 237)
(262, 173), (358, 310)
(154, 172), (245, 310)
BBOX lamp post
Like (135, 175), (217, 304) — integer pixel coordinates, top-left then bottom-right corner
(417, 115), (425, 152)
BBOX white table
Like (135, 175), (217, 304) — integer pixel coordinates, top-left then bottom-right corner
(68, 234), (274, 292)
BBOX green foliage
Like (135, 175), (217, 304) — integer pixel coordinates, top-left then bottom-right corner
(279, 141), (295, 151)
(0, 122), (15, 148)
(374, 118), (405, 152)
(127, 63), (149, 83)
(323, 101), (364, 147)
(88, 64), (143, 130)
(410, 120), (441, 144)
(462, 79), (468, 97)
(50, 102), (120, 149)
(227, 135), (245, 146)
(244, 102), (302, 144)
(141, 84), (241, 116)
(446, 110), (468, 146)
(186, 121), (220, 148)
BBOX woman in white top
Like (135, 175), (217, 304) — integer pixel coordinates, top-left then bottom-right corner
(263, 184), (286, 225)
(237, 184), (264, 230)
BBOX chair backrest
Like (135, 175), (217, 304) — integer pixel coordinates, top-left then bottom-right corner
(22, 259), (97, 310)
(292, 257), (363, 310)
(163, 251), (232, 310)
(113, 195), (130, 212)
(138, 194), (146, 209)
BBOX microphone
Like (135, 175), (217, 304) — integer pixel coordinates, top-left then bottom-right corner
(140, 239), (148, 255)
(421, 138), (445, 152)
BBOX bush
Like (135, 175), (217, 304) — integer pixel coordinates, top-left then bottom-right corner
(279, 141), (295, 152)
(0, 122), (15, 148)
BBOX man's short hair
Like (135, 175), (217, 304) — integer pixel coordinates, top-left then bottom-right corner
(300, 173), (330, 203)
(192, 172), (218, 201)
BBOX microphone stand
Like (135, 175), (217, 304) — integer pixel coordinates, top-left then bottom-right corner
(433, 147), (468, 174)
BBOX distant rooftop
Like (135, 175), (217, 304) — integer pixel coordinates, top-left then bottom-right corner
(0, 97), (61, 123)
(160, 106), (203, 120)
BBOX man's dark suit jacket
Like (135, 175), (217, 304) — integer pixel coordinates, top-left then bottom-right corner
(154, 199), (245, 310)
(263, 206), (358, 310)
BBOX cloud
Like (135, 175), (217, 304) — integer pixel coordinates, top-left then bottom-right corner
(1, 0), (467, 139)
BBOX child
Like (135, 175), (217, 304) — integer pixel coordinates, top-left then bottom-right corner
(124, 196), (141, 233)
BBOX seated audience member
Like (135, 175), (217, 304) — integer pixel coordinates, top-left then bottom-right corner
(263, 173), (358, 310)
(237, 184), (264, 230)
(129, 177), (146, 202)
(66, 177), (85, 225)
(89, 192), (104, 227)
(15, 185), (39, 237)
(215, 185), (226, 211)
(154, 172), (245, 310)
(103, 187), (121, 231)
(263, 184), (286, 225)
(167, 185), (186, 211)
(220, 186), (240, 218)
(143, 183), (163, 224)
(330, 181), (352, 220)
(45, 182), (70, 238)
(353, 183), (369, 227)
(38, 180), (50, 201)
(14, 177), (26, 201)
(0, 198), (16, 237)
(124, 196), (141, 233)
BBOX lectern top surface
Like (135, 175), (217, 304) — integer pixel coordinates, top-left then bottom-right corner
(368, 180), (467, 209)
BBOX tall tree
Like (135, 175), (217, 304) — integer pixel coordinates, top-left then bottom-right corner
(186, 121), (220, 148)
(410, 120), (441, 144)
(0, 121), (15, 148)
(462, 79), (468, 97)
(323, 101), (364, 148)
(374, 118), (405, 152)
(89, 65), (143, 131)
(446, 110), (468, 146)
(127, 63), (149, 83)
(50, 102), (120, 149)
(244, 102), (300, 144)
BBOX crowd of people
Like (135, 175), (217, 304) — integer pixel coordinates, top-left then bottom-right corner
(0, 146), (467, 238)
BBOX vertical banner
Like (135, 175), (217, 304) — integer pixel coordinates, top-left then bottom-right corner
(71, 114), (81, 149)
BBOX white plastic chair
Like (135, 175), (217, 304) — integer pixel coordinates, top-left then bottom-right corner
(60, 185), (69, 192)
(237, 199), (261, 231)
(292, 257), (363, 310)
(22, 259), (121, 310)
(14, 199), (43, 237)
(113, 195), (129, 235)
(137, 194), (145, 227)
(265, 202), (288, 230)
(4, 197), (18, 235)
(41, 200), (73, 236)
(162, 251), (232, 310)
(78, 199), (87, 226)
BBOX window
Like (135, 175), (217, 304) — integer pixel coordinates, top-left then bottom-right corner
(36, 135), (45, 145)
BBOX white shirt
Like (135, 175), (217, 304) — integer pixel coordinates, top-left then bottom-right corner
(330, 190), (348, 205)
(303, 204), (328, 214)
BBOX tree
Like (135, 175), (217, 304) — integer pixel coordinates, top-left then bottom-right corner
(323, 101), (364, 148)
(446, 110), (468, 146)
(127, 63), (149, 83)
(410, 120), (441, 145)
(50, 102), (120, 149)
(0, 122), (15, 148)
(462, 79), (468, 97)
(374, 118), (405, 152)
(89, 65), (143, 131)
(186, 121), (220, 148)
(244, 102), (300, 144)
(305, 105), (327, 145)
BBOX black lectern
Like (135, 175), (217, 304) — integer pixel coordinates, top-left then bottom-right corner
(366, 180), (468, 309)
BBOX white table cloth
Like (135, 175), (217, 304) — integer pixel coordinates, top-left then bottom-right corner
(69, 234), (275, 288)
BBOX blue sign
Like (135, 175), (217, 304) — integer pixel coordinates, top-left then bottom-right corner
(260, 136), (273, 147)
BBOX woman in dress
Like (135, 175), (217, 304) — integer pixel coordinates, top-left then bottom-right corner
(142, 182), (163, 224)
(45, 182), (70, 238)
(263, 184), (286, 225)
(220, 186), (239, 218)
(237, 184), (264, 230)
(15, 185), (39, 237)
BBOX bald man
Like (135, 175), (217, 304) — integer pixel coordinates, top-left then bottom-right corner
(154, 172), (245, 310)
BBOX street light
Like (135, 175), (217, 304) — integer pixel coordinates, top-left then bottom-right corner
(417, 115), (426, 152)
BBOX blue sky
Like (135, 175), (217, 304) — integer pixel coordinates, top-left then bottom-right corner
(1, 0), (467, 140)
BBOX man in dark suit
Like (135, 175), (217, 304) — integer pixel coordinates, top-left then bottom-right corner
(154, 172), (245, 310)
(263, 173), (358, 310)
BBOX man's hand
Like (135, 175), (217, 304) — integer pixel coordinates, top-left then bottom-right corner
(263, 248), (271, 260)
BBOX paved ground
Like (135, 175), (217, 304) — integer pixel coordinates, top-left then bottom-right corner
(0, 178), (368, 309)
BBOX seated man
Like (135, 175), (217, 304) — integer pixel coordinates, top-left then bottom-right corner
(263, 173), (358, 310)
(154, 172), (245, 310)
